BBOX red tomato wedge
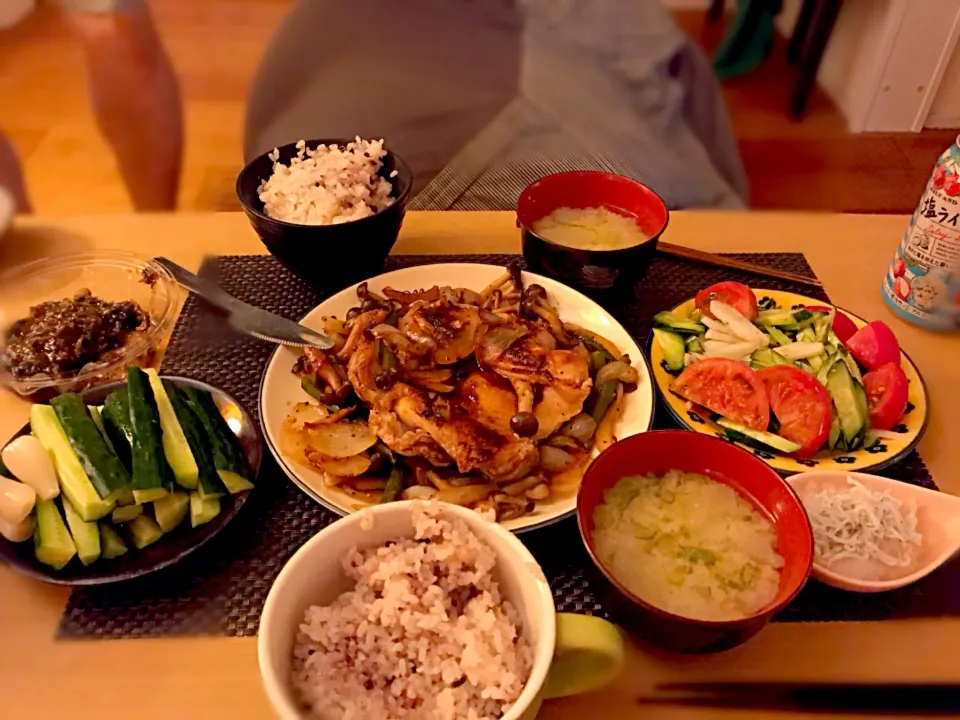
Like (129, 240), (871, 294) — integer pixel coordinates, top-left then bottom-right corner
(806, 305), (859, 344)
(671, 358), (770, 431)
(756, 366), (832, 458)
(846, 321), (901, 371)
(863, 363), (909, 430)
(695, 282), (759, 322)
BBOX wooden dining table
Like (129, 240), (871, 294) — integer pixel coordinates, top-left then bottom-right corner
(1, 210), (959, 720)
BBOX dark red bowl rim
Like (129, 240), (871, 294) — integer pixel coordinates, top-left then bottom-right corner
(516, 171), (670, 254)
(236, 138), (413, 230)
(576, 430), (813, 628)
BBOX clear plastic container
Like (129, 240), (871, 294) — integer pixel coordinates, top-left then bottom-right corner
(0, 251), (180, 399)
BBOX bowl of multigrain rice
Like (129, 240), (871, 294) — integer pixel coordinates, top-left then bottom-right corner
(237, 138), (413, 291)
(259, 502), (626, 720)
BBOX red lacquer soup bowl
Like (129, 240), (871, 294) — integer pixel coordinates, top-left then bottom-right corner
(577, 431), (813, 654)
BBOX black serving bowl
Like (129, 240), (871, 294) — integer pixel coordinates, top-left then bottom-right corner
(0, 377), (262, 585)
(236, 139), (413, 292)
(517, 171), (669, 295)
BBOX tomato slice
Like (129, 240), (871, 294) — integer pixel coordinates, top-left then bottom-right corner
(695, 282), (759, 322)
(863, 362), (909, 430)
(806, 305), (858, 344)
(671, 358), (770, 431)
(846, 321), (901, 370)
(756, 366), (832, 458)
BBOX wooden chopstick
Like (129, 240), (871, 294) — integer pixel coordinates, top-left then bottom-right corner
(658, 241), (824, 289)
(638, 682), (960, 715)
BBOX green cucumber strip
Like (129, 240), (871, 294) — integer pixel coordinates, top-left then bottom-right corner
(30, 405), (115, 522)
(127, 368), (176, 494)
(99, 523), (128, 559)
(50, 393), (130, 500)
(163, 381), (227, 499)
(145, 369), (199, 489)
(33, 499), (77, 570)
(62, 498), (101, 566)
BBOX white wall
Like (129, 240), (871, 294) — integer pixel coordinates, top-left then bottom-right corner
(926, 44), (960, 128)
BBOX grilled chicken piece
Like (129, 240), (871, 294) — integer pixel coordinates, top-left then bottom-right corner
(399, 299), (483, 365)
(384, 372), (538, 481)
(368, 405), (452, 467)
(346, 335), (381, 404)
(477, 325), (592, 439)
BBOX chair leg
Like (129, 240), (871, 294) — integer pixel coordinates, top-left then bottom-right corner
(789, 0), (842, 119)
(787, 0), (817, 63)
(707, 0), (725, 24)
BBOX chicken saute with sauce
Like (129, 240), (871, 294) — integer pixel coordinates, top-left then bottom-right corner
(280, 266), (640, 522)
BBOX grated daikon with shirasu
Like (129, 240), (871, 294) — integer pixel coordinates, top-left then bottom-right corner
(804, 476), (922, 567)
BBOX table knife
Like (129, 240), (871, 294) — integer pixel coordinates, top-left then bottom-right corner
(155, 257), (333, 350)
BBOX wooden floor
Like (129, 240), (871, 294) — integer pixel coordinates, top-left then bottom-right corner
(0, 3), (956, 215)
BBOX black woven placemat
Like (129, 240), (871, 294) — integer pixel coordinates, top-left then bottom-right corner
(59, 252), (950, 639)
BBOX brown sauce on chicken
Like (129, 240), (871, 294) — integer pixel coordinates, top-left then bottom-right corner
(3, 289), (150, 379)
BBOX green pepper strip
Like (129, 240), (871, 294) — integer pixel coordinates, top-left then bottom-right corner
(590, 381), (618, 424)
(380, 467), (405, 503)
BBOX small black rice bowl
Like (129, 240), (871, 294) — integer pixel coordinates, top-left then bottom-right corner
(236, 139), (413, 291)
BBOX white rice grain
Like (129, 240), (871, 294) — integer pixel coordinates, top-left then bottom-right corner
(258, 138), (394, 225)
(291, 505), (532, 719)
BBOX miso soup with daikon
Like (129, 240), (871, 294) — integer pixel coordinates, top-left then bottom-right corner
(531, 207), (649, 251)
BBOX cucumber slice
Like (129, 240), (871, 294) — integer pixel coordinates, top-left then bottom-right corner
(749, 348), (793, 370)
(127, 514), (164, 549)
(62, 498), (101, 566)
(756, 309), (797, 326)
(30, 405), (115, 522)
(153, 490), (189, 532)
(33, 499), (77, 570)
(828, 410), (843, 450)
(717, 418), (802, 454)
(99, 523), (128, 559)
(127, 368), (176, 497)
(132, 488), (169, 504)
(765, 326), (792, 347)
(218, 470), (254, 495)
(145, 370), (199, 490)
(653, 328), (686, 373)
(50, 393), (131, 500)
(826, 363), (866, 447)
(652, 311), (706, 335)
(189, 492), (220, 528)
(684, 335), (704, 353)
(111, 504), (143, 524)
(163, 382), (227, 499)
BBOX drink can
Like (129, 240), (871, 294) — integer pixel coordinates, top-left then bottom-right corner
(882, 136), (960, 331)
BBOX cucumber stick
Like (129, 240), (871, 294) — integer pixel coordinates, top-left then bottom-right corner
(126, 514), (163, 549)
(189, 492), (220, 528)
(62, 499), (101, 566)
(99, 523), (128, 559)
(144, 369), (199, 489)
(219, 470), (254, 495)
(127, 368), (175, 501)
(182, 386), (252, 480)
(34, 499), (77, 570)
(50, 393), (130, 500)
(101, 390), (134, 471)
(164, 381), (227, 499)
(111, 504), (143, 523)
(154, 490), (189, 532)
(30, 405), (115, 521)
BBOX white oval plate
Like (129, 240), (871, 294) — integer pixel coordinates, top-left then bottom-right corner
(259, 263), (655, 532)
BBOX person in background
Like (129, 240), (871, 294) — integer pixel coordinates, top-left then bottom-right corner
(245, 0), (749, 210)
(0, 0), (182, 213)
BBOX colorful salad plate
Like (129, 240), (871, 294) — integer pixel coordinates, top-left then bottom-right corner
(648, 287), (929, 475)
